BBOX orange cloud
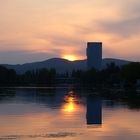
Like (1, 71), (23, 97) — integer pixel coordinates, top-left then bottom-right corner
(0, 0), (140, 63)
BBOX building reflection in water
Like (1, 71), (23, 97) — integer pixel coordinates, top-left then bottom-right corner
(86, 95), (102, 126)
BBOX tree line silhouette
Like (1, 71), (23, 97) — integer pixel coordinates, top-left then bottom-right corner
(0, 62), (140, 87)
(72, 62), (140, 89)
(0, 66), (56, 86)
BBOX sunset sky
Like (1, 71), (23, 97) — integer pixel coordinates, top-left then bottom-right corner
(0, 0), (140, 64)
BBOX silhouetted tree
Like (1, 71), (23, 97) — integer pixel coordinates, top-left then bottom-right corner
(0, 66), (16, 86)
(121, 62), (140, 89)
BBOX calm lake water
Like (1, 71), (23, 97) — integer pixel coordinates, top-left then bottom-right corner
(0, 87), (140, 140)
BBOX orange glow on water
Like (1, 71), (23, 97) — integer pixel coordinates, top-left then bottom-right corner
(63, 96), (77, 113)
(63, 101), (75, 113)
(62, 92), (80, 113)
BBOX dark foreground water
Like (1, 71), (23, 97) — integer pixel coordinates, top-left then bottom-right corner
(0, 87), (140, 140)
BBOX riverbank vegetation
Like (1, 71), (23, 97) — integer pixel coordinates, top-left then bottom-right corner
(0, 62), (140, 90)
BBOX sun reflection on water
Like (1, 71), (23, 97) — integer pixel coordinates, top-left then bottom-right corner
(63, 101), (75, 113)
(61, 91), (80, 113)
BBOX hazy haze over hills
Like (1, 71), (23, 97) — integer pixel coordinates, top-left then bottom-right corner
(1, 58), (130, 74)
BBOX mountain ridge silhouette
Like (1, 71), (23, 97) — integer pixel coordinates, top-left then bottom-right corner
(1, 58), (130, 74)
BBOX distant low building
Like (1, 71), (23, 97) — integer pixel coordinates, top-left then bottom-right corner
(87, 42), (102, 70)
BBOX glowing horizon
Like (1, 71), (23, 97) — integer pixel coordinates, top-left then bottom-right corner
(62, 55), (78, 61)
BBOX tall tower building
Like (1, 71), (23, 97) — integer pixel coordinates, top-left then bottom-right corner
(86, 42), (102, 70)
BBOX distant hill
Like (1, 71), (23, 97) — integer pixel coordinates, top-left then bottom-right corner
(1, 58), (130, 74)
(102, 58), (130, 68)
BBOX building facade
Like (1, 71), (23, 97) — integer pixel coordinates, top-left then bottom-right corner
(86, 42), (102, 70)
